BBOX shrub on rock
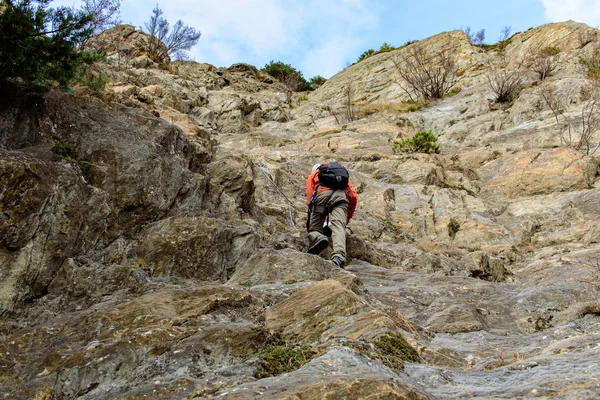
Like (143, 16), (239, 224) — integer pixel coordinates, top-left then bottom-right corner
(392, 130), (441, 154)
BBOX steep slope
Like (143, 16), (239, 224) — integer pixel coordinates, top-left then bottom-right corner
(1, 22), (600, 399)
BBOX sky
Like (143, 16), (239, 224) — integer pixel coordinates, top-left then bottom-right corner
(53, 0), (600, 79)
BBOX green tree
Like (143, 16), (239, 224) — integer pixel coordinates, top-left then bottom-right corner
(262, 60), (311, 92)
(308, 75), (327, 90)
(378, 42), (395, 52)
(357, 48), (375, 62)
(356, 42), (396, 63)
(0, 0), (95, 89)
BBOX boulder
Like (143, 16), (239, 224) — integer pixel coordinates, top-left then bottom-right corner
(128, 217), (258, 281)
(228, 248), (336, 286)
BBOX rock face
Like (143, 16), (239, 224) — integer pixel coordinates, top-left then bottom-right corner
(2, 21), (600, 399)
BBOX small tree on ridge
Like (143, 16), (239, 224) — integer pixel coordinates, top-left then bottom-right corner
(143, 4), (201, 63)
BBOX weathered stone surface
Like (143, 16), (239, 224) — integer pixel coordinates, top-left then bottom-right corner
(0, 286), (263, 399)
(206, 155), (256, 213)
(265, 280), (411, 343)
(228, 248), (336, 286)
(479, 147), (596, 197)
(207, 348), (430, 400)
(0, 87), (216, 313)
(426, 304), (485, 333)
(3, 19), (600, 400)
(128, 216), (259, 281)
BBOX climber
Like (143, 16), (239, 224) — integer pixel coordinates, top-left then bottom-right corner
(305, 161), (358, 268)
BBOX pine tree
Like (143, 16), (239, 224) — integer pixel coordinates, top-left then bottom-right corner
(0, 0), (94, 89)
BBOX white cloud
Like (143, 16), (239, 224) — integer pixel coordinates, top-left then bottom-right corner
(159, 0), (302, 65)
(51, 0), (379, 77)
(541, 0), (600, 27)
(129, 0), (378, 76)
(300, 36), (358, 79)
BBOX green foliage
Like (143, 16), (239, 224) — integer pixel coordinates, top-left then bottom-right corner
(254, 336), (317, 378)
(76, 69), (110, 92)
(357, 42), (397, 63)
(0, 0), (95, 89)
(579, 48), (600, 79)
(74, 51), (110, 91)
(357, 48), (375, 62)
(447, 217), (460, 239)
(398, 39), (418, 49)
(309, 75), (327, 89)
(262, 60), (312, 91)
(447, 86), (462, 97)
(392, 130), (441, 154)
(378, 42), (395, 52)
(477, 41), (506, 51)
(372, 333), (420, 371)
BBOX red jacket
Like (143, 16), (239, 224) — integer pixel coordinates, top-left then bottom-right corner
(305, 163), (358, 222)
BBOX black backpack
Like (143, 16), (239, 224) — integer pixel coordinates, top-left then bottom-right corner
(318, 162), (349, 190)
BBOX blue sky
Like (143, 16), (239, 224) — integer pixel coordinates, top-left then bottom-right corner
(54, 0), (600, 79)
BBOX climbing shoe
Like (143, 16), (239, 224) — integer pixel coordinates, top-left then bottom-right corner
(307, 235), (329, 255)
(331, 255), (345, 268)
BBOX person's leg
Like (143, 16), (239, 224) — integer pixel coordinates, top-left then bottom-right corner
(307, 191), (330, 254)
(329, 204), (348, 262)
(308, 211), (327, 243)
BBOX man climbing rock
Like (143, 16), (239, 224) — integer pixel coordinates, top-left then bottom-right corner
(305, 161), (358, 268)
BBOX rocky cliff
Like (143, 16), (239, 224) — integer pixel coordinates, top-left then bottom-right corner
(1, 21), (600, 399)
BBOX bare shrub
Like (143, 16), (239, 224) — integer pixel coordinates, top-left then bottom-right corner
(392, 42), (460, 101)
(463, 27), (485, 45)
(498, 25), (512, 42)
(142, 5), (201, 64)
(82, 0), (121, 35)
(344, 83), (356, 122)
(326, 104), (341, 125)
(526, 46), (560, 80)
(486, 55), (525, 103)
(539, 79), (600, 155)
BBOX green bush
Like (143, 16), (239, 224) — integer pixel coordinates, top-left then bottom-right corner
(398, 39), (418, 49)
(254, 343), (317, 378)
(357, 48), (375, 62)
(372, 333), (420, 371)
(392, 130), (441, 154)
(0, 0), (95, 89)
(76, 70), (110, 92)
(309, 75), (327, 90)
(262, 60), (312, 91)
(74, 52), (110, 91)
(357, 42), (397, 63)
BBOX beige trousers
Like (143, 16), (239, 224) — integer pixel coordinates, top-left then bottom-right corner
(307, 189), (348, 259)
